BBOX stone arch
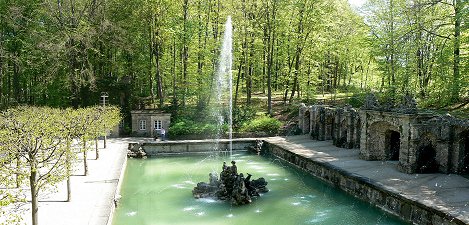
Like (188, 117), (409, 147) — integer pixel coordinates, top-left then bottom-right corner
(458, 130), (469, 174)
(303, 110), (311, 134)
(416, 133), (439, 173)
(367, 121), (400, 160)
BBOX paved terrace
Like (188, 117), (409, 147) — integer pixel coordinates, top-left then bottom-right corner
(265, 135), (469, 224)
(10, 137), (151, 225)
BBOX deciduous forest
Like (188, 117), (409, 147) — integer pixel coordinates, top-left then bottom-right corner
(0, 0), (467, 123)
(0, 1), (467, 223)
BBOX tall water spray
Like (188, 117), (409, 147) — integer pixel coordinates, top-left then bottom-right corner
(214, 16), (233, 158)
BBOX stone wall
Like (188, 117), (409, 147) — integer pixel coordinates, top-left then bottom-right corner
(265, 142), (467, 225)
(298, 103), (469, 175)
(137, 139), (255, 156)
(299, 104), (361, 149)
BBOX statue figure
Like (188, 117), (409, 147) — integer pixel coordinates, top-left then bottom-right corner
(126, 143), (147, 158)
(231, 173), (251, 205)
(222, 161), (227, 171)
(192, 161), (268, 205)
(209, 172), (219, 186)
(231, 161), (237, 175)
(362, 93), (380, 110)
(247, 140), (264, 155)
(398, 93), (418, 114)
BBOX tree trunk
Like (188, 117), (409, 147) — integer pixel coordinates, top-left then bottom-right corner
(290, 48), (302, 103)
(66, 141), (72, 201)
(95, 138), (99, 160)
(16, 153), (20, 188)
(149, 23), (155, 105)
(451, 0), (461, 102)
(390, 0), (396, 86)
(196, 1), (204, 109)
(284, 39), (294, 104)
(365, 57), (371, 90)
(181, 0), (189, 106)
(155, 34), (164, 108)
(236, 2), (248, 108)
(209, 0), (220, 106)
(267, 0), (277, 116)
(274, 40), (280, 91)
(13, 52), (20, 103)
(291, 4), (306, 103)
(234, 58), (243, 109)
(29, 162), (38, 225)
(172, 39), (178, 108)
(83, 140), (88, 176)
(263, 26), (267, 95)
(246, 33), (254, 105)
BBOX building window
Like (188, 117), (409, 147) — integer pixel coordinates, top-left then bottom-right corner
(154, 120), (162, 130)
(139, 120), (146, 130)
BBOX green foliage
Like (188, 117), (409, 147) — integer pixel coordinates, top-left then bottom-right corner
(240, 116), (283, 136)
(168, 119), (227, 137)
(282, 102), (302, 120)
(232, 106), (256, 129)
(0, 105), (121, 224)
(363, 0), (468, 106)
(347, 92), (367, 108)
(302, 88), (317, 105)
(0, 0), (466, 124)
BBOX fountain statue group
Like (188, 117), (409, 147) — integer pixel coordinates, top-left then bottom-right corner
(192, 161), (268, 205)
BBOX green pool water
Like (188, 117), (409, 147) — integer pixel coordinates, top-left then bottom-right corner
(112, 152), (407, 225)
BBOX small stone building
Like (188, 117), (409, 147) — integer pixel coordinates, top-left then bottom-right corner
(131, 110), (171, 137)
(298, 95), (469, 175)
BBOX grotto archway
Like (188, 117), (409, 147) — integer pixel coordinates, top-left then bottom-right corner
(416, 144), (439, 173)
(365, 121), (400, 161)
(385, 130), (400, 161)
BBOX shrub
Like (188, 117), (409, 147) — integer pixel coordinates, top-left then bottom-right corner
(347, 92), (367, 108)
(233, 106), (256, 129)
(168, 119), (227, 137)
(240, 116), (283, 136)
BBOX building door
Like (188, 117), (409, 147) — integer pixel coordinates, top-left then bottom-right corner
(154, 120), (162, 136)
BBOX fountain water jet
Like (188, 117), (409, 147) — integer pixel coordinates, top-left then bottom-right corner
(213, 16), (233, 159)
(194, 16), (269, 206)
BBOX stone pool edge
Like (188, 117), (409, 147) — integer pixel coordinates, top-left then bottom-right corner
(106, 153), (128, 225)
(122, 138), (467, 225)
(264, 140), (466, 225)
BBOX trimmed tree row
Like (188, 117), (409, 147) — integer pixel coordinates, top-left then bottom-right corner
(0, 106), (121, 225)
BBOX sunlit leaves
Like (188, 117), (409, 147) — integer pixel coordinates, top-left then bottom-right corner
(0, 106), (121, 224)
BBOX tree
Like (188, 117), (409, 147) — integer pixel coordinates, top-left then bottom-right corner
(1, 107), (70, 225)
(264, 0), (278, 116)
(0, 105), (121, 223)
(0, 0), (466, 131)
